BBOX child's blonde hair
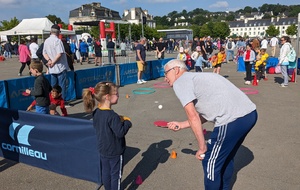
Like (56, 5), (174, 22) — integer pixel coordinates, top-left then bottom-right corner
(82, 82), (118, 113)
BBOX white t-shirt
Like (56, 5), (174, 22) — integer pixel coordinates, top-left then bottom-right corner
(261, 39), (268, 49)
(173, 72), (256, 126)
(270, 37), (279, 47)
(29, 42), (39, 59)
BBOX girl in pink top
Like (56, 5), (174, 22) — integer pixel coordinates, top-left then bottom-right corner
(18, 39), (31, 76)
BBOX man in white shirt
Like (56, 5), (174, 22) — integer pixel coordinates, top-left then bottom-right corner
(29, 38), (39, 60)
(270, 36), (279, 57)
(260, 37), (268, 49)
(225, 38), (235, 62)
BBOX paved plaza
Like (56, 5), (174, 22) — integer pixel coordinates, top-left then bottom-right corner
(0, 49), (300, 190)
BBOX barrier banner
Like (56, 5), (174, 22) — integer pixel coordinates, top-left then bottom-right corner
(6, 76), (37, 110)
(237, 57), (255, 72)
(0, 108), (101, 184)
(75, 65), (116, 98)
(119, 62), (138, 86)
(119, 61), (151, 86)
(0, 80), (8, 108)
(65, 71), (76, 101)
(151, 58), (174, 79)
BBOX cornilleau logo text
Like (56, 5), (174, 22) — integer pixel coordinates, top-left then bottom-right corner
(1, 122), (47, 160)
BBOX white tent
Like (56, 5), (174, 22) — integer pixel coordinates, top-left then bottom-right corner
(0, 17), (75, 36)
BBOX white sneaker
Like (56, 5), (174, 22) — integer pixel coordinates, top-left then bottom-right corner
(137, 80), (143, 84)
(280, 84), (288, 87)
(141, 79), (147, 83)
(244, 81), (251, 85)
(18, 73), (22, 76)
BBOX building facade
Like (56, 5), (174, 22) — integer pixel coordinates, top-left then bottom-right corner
(69, 2), (121, 30)
(122, 7), (156, 28)
(228, 17), (298, 38)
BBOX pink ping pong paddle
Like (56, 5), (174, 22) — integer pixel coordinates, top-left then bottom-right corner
(154, 120), (168, 128)
(22, 92), (30, 96)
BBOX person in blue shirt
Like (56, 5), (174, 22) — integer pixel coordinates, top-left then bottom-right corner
(79, 39), (89, 64)
(195, 52), (208, 72)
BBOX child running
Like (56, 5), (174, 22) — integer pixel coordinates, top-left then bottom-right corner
(27, 84), (68, 116)
(25, 61), (52, 114)
(213, 48), (226, 74)
(195, 51), (208, 72)
(82, 82), (132, 190)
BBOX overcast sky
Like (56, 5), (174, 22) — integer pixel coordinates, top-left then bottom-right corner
(0, 0), (299, 23)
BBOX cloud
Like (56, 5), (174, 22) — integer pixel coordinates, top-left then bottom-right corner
(0, 0), (18, 5)
(209, 1), (229, 8)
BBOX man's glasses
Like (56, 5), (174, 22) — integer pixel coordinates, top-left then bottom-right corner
(164, 67), (179, 76)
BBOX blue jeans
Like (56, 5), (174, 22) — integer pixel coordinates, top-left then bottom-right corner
(4, 51), (12, 58)
(51, 70), (67, 100)
(226, 50), (234, 62)
(108, 49), (114, 63)
(36, 106), (49, 114)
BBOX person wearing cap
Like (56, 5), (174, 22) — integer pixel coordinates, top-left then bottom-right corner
(164, 59), (257, 189)
(43, 24), (69, 101)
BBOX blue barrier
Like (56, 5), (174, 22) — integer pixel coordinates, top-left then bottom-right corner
(6, 76), (36, 110)
(0, 107), (101, 184)
(0, 81), (8, 108)
(5, 73), (76, 110)
(1, 58), (174, 109)
(151, 58), (174, 79)
(75, 65), (116, 98)
(65, 71), (76, 101)
(119, 62), (138, 86)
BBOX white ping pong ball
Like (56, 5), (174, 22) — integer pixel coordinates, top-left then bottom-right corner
(158, 105), (163, 109)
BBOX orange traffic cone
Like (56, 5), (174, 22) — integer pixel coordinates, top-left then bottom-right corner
(252, 75), (258, 86)
(170, 150), (177, 159)
(126, 94), (130, 98)
(289, 69), (296, 82)
(135, 175), (143, 185)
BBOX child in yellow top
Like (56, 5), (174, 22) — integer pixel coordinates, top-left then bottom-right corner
(255, 48), (269, 81)
(213, 48), (226, 74)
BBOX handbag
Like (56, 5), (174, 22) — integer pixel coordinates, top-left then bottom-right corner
(275, 65), (281, 74)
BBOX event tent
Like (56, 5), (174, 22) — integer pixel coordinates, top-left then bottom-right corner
(0, 17), (75, 37)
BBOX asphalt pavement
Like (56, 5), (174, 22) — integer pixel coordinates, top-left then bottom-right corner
(0, 49), (300, 190)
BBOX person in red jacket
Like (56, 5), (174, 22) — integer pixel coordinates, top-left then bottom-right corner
(27, 84), (68, 116)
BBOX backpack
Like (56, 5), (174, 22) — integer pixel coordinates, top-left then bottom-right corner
(287, 44), (296, 62)
(227, 42), (232, 49)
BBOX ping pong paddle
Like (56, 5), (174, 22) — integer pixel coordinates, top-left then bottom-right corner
(22, 92), (30, 96)
(153, 120), (179, 129)
(154, 120), (168, 128)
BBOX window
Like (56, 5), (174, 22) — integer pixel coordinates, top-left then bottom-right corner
(258, 27), (260, 30)
(249, 24), (251, 26)
(263, 23), (265, 26)
(254, 32), (256, 35)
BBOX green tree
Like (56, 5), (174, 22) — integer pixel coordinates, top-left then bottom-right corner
(199, 24), (211, 37)
(0, 17), (19, 31)
(285, 24), (297, 36)
(244, 6), (252, 13)
(46, 15), (67, 29)
(189, 25), (201, 37)
(89, 26), (100, 39)
(212, 22), (230, 39)
(265, 24), (280, 37)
